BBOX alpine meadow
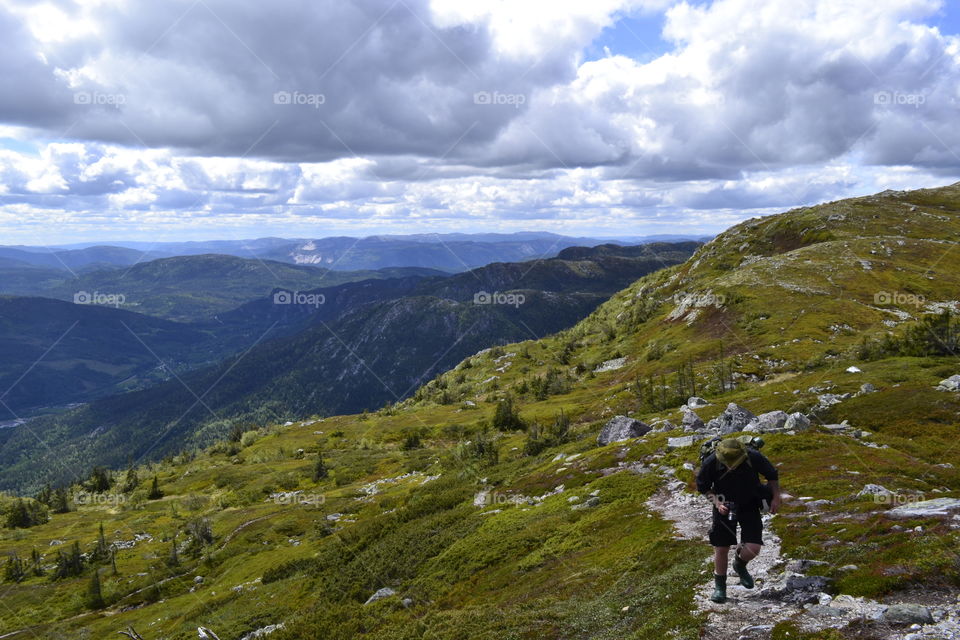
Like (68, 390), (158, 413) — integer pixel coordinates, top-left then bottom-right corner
(1, 2), (960, 640)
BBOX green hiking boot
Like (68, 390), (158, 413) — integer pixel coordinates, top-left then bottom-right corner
(732, 552), (754, 589)
(710, 574), (727, 603)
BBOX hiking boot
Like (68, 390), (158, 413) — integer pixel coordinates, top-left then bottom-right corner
(710, 574), (727, 603)
(732, 552), (754, 589)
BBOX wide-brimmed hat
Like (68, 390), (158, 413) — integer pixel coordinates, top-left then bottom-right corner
(717, 438), (748, 470)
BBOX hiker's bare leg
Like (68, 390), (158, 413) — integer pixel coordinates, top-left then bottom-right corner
(737, 542), (761, 563)
(714, 546), (730, 574)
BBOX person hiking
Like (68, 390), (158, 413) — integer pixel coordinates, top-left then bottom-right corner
(696, 437), (781, 603)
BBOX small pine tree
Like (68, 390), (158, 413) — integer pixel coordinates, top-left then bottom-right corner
(167, 538), (180, 568)
(312, 452), (328, 482)
(147, 476), (163, 500)
(3, 553), (24, 583)
(30, 549), (44, 577)
(50, 487), (70, 514)
(491, 395), (524, 431)
(86, 467), (112, 493)
(121, 464), (139, 493)
(53, 542), (84, 580)
(91, 523), (110, 564)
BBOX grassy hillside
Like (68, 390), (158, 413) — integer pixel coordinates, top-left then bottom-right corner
(1, 185), (959, 639)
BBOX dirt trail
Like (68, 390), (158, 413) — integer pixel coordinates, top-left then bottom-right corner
(646, 467), (801, 639)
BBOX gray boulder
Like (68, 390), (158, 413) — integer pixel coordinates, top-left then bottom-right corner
(888, 497), (960, 518)
(687, 396), (710, 408)
(681, 410), (705, 432)
(859, 382), (877, 394)
(883, 603), (934, 625)
(364, 587), (396, 605)
(761, 574), (832, 604)
(597, 416), (651, 446)
(705, 403), (757, 435)
(937, 374), (960, 392)
(784, 412), (812, 432)
(667, 434), (706, 449)
(857, 484), (892, 499)
(754, 410), (789, 432)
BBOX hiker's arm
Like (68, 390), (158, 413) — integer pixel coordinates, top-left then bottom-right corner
(768, 480), (781, 514)
(696, 458), (727, 514)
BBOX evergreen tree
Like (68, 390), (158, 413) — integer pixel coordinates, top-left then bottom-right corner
(167, 538), (180, 568)
(53, 542), (84, 580)
(86, 467), (112, 493)
(30, 549), (44, 577)
(147, 476), (163, 500)
(50, 487), (70, 514)
(91, 523), (110, 564)
(312, 452), (328, 482)
(492, 395), (524, 431)
(3, 553), (24, 583)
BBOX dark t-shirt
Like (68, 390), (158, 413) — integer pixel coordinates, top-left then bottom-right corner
(696, 449), (779, 509)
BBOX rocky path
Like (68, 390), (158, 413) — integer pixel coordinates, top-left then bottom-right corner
(646, 466), (960, 640)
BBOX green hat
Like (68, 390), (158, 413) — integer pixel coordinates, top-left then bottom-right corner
(717, 438), (748, 470)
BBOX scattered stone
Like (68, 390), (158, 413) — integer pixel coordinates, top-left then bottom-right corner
(888, 498), (960, 518)
(571, 497), (600, 510)
(859, 383), (877, 394)
(786, 559), (828, 573)
(667, 434), (706, 449)
(883, 603), (934, 625)
(806, 605), (846, 618)
(936, 375), (960, 392)
(846, 366), (862, 373)
(364, 587), (396, 605)
(753, 410), (789, 433)
(597, 416), (651, 446)
(595, 357), (627, 373)
(857, 484), (893, 499)
(194, 575), (204, 585)
(705, 403), (757, 435)
(681, 410), (705, 432)
(401, 598), (414, 608)
(784, 412), (812, 432)
(687, 396), (710, 408)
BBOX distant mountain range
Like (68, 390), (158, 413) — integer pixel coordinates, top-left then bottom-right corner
(0, 241), (700, 490)
(4, 232), (710, 272)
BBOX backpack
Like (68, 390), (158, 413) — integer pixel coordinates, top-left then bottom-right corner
(699, 434), (765, 466)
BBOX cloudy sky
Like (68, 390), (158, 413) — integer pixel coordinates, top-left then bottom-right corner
(0, 0), (958, 244)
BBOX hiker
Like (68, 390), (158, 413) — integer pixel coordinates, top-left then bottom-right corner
(696, 437), (781, 603)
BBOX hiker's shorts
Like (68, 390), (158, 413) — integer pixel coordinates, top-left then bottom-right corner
(709, 506), (763, 547)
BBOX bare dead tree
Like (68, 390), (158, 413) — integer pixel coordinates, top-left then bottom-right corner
(117, 628), (145, 640)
